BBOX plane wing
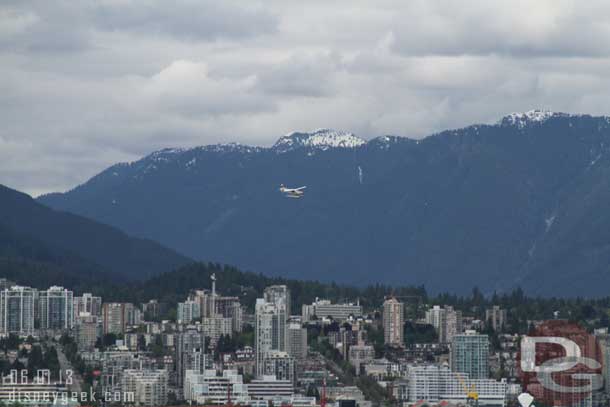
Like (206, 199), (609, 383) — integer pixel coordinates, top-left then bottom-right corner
(294, 186), (307, 191)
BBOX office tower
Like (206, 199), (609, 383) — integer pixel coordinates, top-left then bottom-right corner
(176, 328), (207, 387)
(451, 330), (490, 379)
(485, 306), (507, 331)
(177, 300), (201, 323)
(302, 299), (363, 322)
(121, 369), (168, 406)
(75, 314), (101, 351)
(425, 305), (463, 343)
(383, 297), (404, 347)
(287, 322), (307, 360)
(0, 286), (37, 336)
(74, 293), (102, 317)
(39, 286), (73, 331)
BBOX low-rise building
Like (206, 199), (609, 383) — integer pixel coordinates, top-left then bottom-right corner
(348, 343), (375, 374)
(406, 364), (506, 406)
(184, 369), (248, 404)
(121, 369), (168, 407)
(302, 299), (363, 322)
(262, 351), (296, 383)
(248, 375), (294, 400)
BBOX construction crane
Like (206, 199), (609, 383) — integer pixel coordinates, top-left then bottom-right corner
(320, 378), (327, 407)
(455, 373), (479, 407)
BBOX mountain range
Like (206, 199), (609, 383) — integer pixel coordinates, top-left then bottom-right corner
(38, 111), (610, 296)
(0, 184), (190, 285)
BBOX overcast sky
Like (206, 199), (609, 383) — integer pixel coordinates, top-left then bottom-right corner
(3, 0), (610, 195)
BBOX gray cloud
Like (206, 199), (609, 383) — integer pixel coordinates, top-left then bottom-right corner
(389, 1), (610, 58)
(93, 0), (278, 41)
(255, 52), (340, 97)
(2, 0), (610, 195)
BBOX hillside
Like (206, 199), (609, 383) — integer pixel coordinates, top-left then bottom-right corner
(39, 112), (610, 296)
(0, 184), (190, 281)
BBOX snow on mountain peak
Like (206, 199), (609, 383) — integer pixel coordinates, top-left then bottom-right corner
(500, 110), (568, 128)
(273, 128), (365, 153)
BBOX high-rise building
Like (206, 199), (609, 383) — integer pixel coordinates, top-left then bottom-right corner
(383, 297), (404, 347)
(287, 322), (307, 360)
(264, 285), (291, 317)
(451, 330), (490, 379)
(103, 303), (126, 335)
(176, 328), (207, 387)
(0, 279), (15, 291)
(39, 286), (73, 331)
(121, 369), (168, 406)
(425, 305), (463, 343)
(202, 315), (232, 346)
(74, 293), (102, 317)
(102, 302), (140, 335)
(141, 299), (162, 321)
(0, 286), (37, 336)
(255, 299), (276, 377)
(190, 290), (215, 318)
(215, 296), (243, 332)
(124, 303), (141, 326)
(302, 299), (363, 322)
(177, 300), (201, 323)
(74, 314), (101, 351)
(485, 306), (507, 332)
(255, 286), (291, 378)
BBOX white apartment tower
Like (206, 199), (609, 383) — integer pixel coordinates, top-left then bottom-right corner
(0, 286), (37, 336)
(255, 285), (291, 378)
(39, 286), (73, 331)
(74, 293), (102, 317)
